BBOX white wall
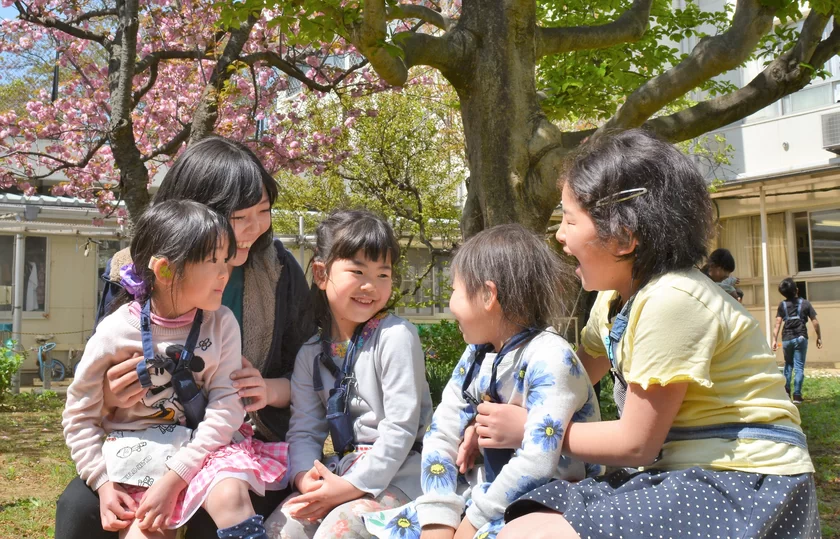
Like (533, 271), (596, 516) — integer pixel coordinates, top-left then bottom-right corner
(706, 102), (840, 180)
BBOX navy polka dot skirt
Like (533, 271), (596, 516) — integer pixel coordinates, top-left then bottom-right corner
(505, 467), (820, 538)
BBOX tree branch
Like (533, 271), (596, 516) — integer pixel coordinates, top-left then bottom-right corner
(16, 2), (109, 45)
(349, 0), (465, 87)
(536, 0), (653, 57)
(393, 31), (461, 79)
(387, 3), (452, 32)
(135, 50), (212, 73)
(240, 51), (332, 92)
(189, 16), (256, 143)
(601, 0), (776, 132)
(3, 137), (106, 180)
(66, 8), (117, 25)
(132, 61), (158, 107)
(645, 11), (836, 142)
(143, 124), (191, 161)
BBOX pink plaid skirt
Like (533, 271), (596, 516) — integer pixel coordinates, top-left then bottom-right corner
(126, 425), (288, 528)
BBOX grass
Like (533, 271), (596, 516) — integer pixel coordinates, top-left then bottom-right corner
(0, 391), (76, 538)
(1, 374), (839, 538)
(799, 373), (840, 538)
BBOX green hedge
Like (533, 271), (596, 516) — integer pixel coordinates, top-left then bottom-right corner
(0, 339), (25, 396)
(416, 321), (465, 405)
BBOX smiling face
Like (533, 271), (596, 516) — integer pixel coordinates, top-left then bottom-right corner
(556, 183), (635, 293)
(176, 239), (231, 312)
(228, 187), (272, 266)
(316, 251), (393, 341)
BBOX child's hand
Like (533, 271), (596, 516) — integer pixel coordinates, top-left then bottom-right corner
(294, 466), (324, 494)
(475, 402), (527, 449)
(453, 518), (478, 539)
(97, 481), (136, 531)
(456, 424), (480, 474)
(421, 524), (456, 539)
(287, 461), (364, 520)
(136, 470), (187, 532)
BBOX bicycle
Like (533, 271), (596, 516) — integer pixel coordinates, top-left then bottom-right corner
(34, 335), (66, 383)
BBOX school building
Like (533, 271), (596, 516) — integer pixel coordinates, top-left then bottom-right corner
(0, 192), (126, 383)
(697, 22), (840, 366)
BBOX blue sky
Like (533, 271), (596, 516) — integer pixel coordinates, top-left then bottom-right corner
(1, 6), (16, 20)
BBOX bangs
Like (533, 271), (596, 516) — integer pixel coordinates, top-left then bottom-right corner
(183, 209), (237, 264)
(329, 218), (400, 266)
(206, 157), (267, 215)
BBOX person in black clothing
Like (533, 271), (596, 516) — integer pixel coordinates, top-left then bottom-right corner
(772, 278), (822, 404)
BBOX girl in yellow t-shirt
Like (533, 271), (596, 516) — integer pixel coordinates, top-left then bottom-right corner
(480, 129), (818, 539)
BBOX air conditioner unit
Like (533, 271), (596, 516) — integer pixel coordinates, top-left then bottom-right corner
(821, 111), (840, 154)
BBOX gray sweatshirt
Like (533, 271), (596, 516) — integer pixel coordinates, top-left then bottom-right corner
(286, 314), (433, 500)
(415, 330), (601, 530)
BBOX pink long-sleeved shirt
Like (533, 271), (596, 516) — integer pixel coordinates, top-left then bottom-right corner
(62, 304), (245, 490)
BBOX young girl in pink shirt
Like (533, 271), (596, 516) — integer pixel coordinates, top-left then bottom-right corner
(63, 200), (286, 539)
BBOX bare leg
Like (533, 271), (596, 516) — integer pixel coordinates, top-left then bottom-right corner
(203, 478), (258, 529)
(497, 511), (580, 539)
(119, 520), (176, 539)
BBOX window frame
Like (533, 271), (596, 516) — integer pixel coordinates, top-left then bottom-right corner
(792, 207), (840, 277)
(0, 234), (51, 320)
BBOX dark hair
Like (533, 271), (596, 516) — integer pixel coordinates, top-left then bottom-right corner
(153, 136), (278, 254)
(709, 248), (736, 273)
(122, 200), (235, 308)
(779, 277), (798, 300)
(452, 224), (571, 328)
(566, 129), (713, 284)
(310, 209), (401, 333)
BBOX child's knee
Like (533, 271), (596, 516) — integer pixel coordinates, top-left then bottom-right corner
(207, 478), (252, 508)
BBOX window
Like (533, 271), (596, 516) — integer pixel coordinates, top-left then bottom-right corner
(396, 250), (451, 317)
(785, 84), (833, 114)
(717, 213), (789, 278)
(0, 235), (48, 313)
(794, 208), (840, 271)
(808, 280), (840, 302)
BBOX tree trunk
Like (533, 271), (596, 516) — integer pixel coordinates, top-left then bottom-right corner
(109, 0), (151, 224)
(190, 18), (257, 144)
(456, 0), (567, 238)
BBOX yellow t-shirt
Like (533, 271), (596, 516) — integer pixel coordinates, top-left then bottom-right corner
(581, 268), (814, 475)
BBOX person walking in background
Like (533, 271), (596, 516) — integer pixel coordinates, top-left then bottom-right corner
(773, 278), (823, 404)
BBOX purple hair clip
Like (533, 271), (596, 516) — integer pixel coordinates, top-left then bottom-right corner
(119, 263), (146, 298)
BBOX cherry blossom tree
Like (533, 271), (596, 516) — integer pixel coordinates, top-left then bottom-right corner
(0, 0), (383, 222)
(222, 0), (840, 236)
(2, 0), (840, 237)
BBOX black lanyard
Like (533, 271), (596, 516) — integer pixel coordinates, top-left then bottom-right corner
(461, 329), (539, 406)
(137, 300), (204, 388)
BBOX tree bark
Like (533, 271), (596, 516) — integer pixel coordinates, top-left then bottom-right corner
(190, 17), (257, 144)
(109, 0), (151, 224)
(455, 0), (566, 238)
